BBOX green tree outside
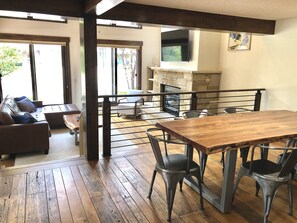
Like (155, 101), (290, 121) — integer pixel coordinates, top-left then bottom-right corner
(0, 46), (21, 77)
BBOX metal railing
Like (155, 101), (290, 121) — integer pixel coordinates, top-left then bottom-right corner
(98, 88), (265, 156)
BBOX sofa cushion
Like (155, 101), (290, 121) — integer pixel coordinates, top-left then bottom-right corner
(14, 96), (27, 102)
(16, 97), (37, 112)
(2, 96), (21, 114)
(0, 111), (15, 125)
(12, 112), (37, 124)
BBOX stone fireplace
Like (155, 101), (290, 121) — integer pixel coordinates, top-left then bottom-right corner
(150, 67), (221, 114)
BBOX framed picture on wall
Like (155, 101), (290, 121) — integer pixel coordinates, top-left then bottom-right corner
(228, 33), (252, 51)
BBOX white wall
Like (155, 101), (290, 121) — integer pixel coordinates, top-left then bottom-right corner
(219, 18), (297, 111)
(198, 31), (221, 72)
(97, 26), (161, 92)
(0, 18), (82, 107)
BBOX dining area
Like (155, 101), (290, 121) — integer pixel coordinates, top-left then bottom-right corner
(1, 109), (297, 222)
(148, 109), (297, 222)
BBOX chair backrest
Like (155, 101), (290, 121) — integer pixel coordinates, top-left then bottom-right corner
(279, 149), (297, 177)
(182, 109), (209, 119)
(252, 144), (297, 178)
(224, 107), (252, 114)
(146, 128), (166, 169)
(126, 89), (143, 102)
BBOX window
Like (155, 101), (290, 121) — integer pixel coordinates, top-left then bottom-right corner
(0, 34), (71, 104)
(0, 10), (66, 23)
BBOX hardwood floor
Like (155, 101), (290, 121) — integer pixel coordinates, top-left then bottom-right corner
(1, 143), (297, 223)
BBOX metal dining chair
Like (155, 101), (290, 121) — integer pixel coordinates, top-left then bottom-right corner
(224, 107), (253, 165)
(182, 109), (213, 182)
(146, 128), (204, 222)
(277, 138), (297, 179)
(233, 144), (297, 223)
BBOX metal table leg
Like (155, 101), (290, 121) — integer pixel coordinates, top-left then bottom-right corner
(74, 129), (79, 145)
(185, 147), (238, 213)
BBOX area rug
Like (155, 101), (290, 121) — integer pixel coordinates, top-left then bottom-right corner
(14, 128), (80, 166)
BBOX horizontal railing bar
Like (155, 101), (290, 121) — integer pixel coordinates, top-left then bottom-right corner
(197, 94), (255, 100)
(111, 136), (148, 143)
(98, 88), (265, 98)
(210, 99), (254, 104)
(111, 120), (146, 124)
(140, 117), (176, 121)
(111, 131), (147, 136)
(112, 124), (152, 130)
(111, 142), (149, 149)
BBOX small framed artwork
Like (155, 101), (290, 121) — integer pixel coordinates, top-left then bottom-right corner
(228, 33), (252, 51)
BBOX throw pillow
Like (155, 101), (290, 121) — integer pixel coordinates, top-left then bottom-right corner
(0, 111), (15, 125)
(12, 112), (37, 124)
(16, 97), (37, 113)
(14, 96), (27, 102)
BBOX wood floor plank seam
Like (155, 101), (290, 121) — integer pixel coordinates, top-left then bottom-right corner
(96, 160), (145, 222)
(1, 146), (297, 222)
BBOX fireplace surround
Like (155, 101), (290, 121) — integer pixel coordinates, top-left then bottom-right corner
(149, 67), (221, 115)
(161, 84), (180, 116)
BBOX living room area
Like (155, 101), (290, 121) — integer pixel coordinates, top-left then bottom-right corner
(1, 6), (297, 168)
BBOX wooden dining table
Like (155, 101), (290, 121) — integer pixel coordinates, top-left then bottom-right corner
(155, 110), (297, 213)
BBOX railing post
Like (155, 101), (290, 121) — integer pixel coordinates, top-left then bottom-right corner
(190, 93), (198, 110)
(254, 90), (262, 111)
(102, 96), (111, 156)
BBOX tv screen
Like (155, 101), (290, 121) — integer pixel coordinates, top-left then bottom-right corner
(161, 29), (190, 62)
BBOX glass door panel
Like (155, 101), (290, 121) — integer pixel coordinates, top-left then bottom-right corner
(117, 48), (137, 93)
(97, 47), (114, 96)
(97, 46), (139, 102)
(0, 43), (33, 99)
(34, 44), (64, 104)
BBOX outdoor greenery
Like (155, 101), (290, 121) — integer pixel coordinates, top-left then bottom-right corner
(117, 48), (137, 90)
(0, 46), (21, 77)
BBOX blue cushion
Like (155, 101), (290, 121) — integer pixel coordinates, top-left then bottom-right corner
(16, 97), (37, 112)
(14, 96), (27, 102)
(12, 112), (37, 124)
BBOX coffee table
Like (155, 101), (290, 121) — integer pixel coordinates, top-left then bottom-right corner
(63, 113), (81, 145)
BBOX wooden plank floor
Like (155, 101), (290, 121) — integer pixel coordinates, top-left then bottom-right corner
(1, 143), (297, 223)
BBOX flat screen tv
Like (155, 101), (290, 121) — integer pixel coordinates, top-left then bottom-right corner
(161, 29), (190, 62)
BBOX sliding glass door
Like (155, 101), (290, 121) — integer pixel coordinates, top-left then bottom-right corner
(34, 44), (64, 104)
(0, 41), (69, 104)
(116, 48), (138, 93)
(97, 40), (142, 101)
(0, 43), (33, 99)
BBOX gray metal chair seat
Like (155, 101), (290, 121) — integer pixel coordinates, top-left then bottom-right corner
(233, 144), (297, 223)
(146, 128), (204, 222)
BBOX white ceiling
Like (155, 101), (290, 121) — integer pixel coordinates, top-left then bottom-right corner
(125, 0), (297, 20)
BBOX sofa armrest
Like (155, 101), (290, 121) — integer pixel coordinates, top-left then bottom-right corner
(0, 121), (50, 155)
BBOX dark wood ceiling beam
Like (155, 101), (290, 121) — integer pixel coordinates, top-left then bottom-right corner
(0, 0), (84, 17)
(84, 0), (124, 15)
(99, 3), (275, 34)
(84, 0), (102, 13)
